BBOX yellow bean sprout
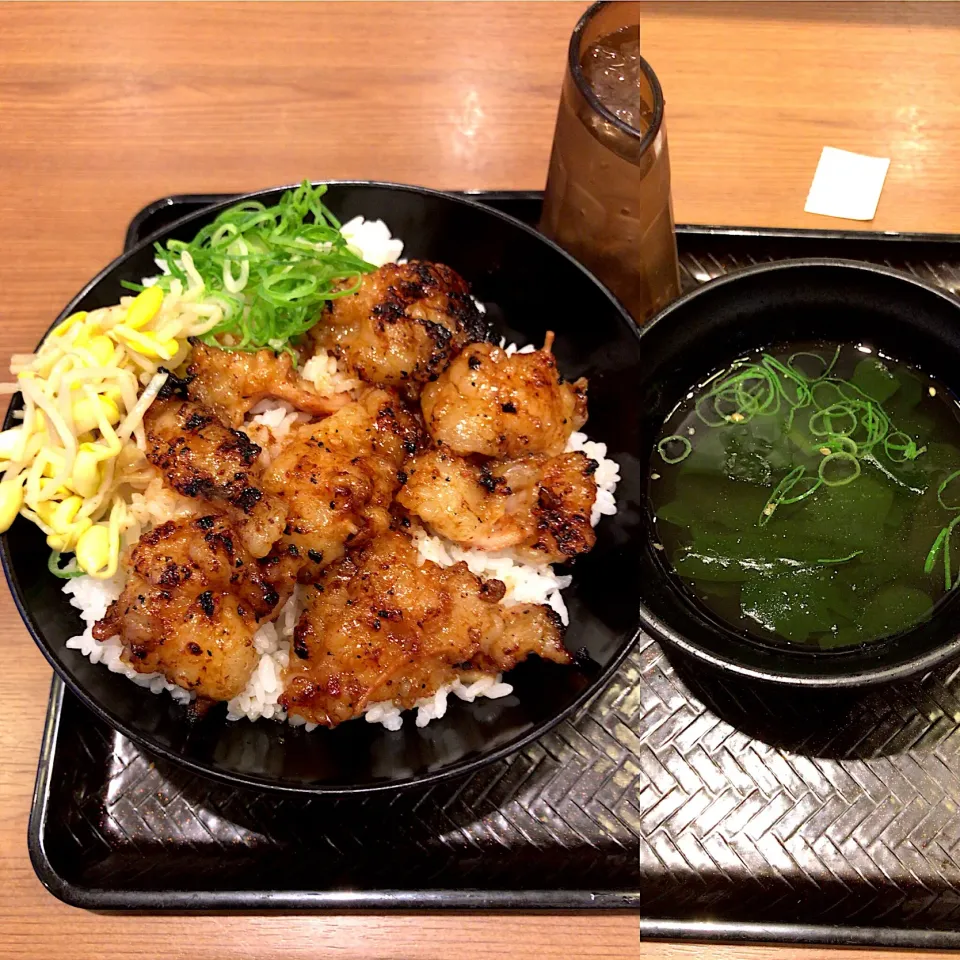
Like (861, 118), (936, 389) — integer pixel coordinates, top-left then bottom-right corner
(0, 282), (226, 577)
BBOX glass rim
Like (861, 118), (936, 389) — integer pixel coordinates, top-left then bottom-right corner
(568, 1), (663, 150)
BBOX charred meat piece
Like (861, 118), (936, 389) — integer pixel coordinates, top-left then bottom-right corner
(312, 261), (490, 394)
(281, 528), (569, 727)
(420, 335), (587, 458)
(93, 515), (279, 702)
(144, 397), (287, 558)
(397, 447), (597, 563)
(185, 341), (350, 428)
(260, 387), (423, 582)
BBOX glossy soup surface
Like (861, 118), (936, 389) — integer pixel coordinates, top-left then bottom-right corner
(649, 341), (960, 648)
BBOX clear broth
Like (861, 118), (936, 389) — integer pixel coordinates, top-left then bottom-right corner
(649, 341), (960, 648)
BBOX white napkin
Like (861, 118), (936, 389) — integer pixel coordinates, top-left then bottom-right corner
(804, 146), (891, 221)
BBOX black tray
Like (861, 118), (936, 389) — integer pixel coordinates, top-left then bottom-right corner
(28, 190), (960, 949)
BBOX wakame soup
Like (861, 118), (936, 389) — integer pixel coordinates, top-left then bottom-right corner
(649, 341), (960, 648)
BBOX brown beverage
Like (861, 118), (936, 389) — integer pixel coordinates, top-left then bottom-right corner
(540, 3), (679, 323)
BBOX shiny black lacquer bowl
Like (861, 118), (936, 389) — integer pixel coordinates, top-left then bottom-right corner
(1, 182), (646, 794)
(634, 258), (960, 688)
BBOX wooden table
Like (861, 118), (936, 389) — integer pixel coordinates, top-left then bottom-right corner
(2, 2), (960, 957)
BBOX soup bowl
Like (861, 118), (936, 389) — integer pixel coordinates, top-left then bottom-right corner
(633, 258), (960, 687)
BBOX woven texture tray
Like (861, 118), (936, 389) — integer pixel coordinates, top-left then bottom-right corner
(28, 191), (960, 947)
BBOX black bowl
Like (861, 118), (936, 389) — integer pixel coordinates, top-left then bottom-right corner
(2, 181), (646, 794)
(634, 258), (960, 687)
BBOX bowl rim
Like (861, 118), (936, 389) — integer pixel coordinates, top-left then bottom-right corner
(1, 179), (645, 795)
(634, 255), (960, 687)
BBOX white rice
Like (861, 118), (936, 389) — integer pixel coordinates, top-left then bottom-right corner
(567, 431), (621, 527)
(411, 529), (574, 625)
(225, 587), (299, 723)
(128, 469), (199, 529)
(61, 217), (622, 732)
(340, 215), (404, 267)
(242, 399), (311, 464)
(502, 340), (536, 356)
(366, 673), (515, 732)
(300, 349), (362, 399)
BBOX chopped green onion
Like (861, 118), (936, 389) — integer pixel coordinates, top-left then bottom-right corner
(48, 551), (84, 579)
(947, 522), (953, 591)
(884, 430), (925, 462)
(925, 527), (947, 575)
(759, 465), (807, 526)
(809, 403), (858, 438)
(938, 469), (960, 511)
(667, 347), (959, 589)
(787, 346), (839, 381)
(657, 435), (692, 464)
(816, 550), (863, 565)
(152, 181), (377, 358)
(689, 349), (926, 531)
(818, 451), (861, 486)
(816, 435), (858, 457)
(779, 475), (822, 504)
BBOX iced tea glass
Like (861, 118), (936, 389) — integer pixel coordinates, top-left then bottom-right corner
(540, 1), (680, 323)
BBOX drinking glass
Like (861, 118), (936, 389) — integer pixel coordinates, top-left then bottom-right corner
(540, 1), (680, 323)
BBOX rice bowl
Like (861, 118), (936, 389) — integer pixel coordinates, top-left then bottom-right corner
(2, 181), (644, 793)
(61, 203), (622, 728)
